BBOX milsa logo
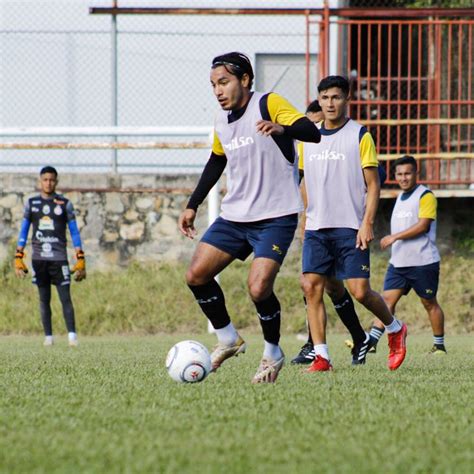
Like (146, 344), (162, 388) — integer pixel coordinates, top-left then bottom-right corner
(223, 136), (254, 152)
(309, 150), (346, 161)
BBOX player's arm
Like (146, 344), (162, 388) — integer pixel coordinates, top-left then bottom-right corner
(66, 201), (86, 281)
(380, 192), (436, 250)
(15, 202), (32, 277)
(256, 94), (321, 143)
(357, 131), (380, 250)
(178, 132), (227, 239)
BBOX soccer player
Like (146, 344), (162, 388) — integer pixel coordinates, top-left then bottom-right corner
(366, 155), (446, 354)
(15, 166), (86, 347)
(299, 75), (407, 372)
(292, 99), (371, 366)
(178, 52), (321, 383)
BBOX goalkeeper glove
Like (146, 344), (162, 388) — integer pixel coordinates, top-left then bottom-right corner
(14, 249), (28, 275)
(71, 250), (86, 281)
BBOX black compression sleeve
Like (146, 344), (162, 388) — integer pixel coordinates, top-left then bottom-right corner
(283, 117), (321, 143)
(186, 152), (227, 211)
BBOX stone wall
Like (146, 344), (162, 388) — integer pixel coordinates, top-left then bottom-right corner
(0, 174), (471, 269)
(0, 174), (209, 269)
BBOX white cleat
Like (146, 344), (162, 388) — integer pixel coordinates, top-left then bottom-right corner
(251, 352), (285, 384)
(210, 335), (246, 371)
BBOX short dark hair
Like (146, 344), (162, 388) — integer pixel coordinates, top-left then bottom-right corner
(211, 52), (254, 89)
(306, 99), (322, 114)
(40, 166), (58, 177)
(394, 155), (417, 171)
(318, 75), (350, 96)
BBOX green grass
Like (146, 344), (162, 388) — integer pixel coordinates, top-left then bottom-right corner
(0, 334), (472, 473)
(0, 253), (472, 335)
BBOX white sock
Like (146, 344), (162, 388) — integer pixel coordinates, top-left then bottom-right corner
(45, 335), (54, 343)
(68, 332), (77, 341)
(384, 318), (402, 334)
(214, 322), (238, 345)
(263, 341), (283, 360)
(314, 344), (330, 361)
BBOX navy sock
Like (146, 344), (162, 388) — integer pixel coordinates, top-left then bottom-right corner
(188, 279), (231, 330)
(332, 289), (366, 345)
(254, 293), (281, 345)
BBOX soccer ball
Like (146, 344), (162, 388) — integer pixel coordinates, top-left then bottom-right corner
(165, 340), (212, 383)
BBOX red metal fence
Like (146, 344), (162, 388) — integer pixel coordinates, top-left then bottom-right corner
(309, 11), (474, 187)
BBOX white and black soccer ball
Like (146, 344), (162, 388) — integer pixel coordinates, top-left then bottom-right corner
(165, 340), (212, 383)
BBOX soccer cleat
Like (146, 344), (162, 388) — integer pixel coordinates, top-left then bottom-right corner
(351, 335), (376, 365)
(429, 345), (447, 355)
(305, 355), (333, 372)
(68, 338), (79, 347)
(387, 322), (408, 370)
(251, 352), (285, 384)
(291, 342), (315, 364)
(210, 336), (246, 371)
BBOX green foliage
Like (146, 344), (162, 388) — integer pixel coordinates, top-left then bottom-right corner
(0, 334), (472, 473)
(0, 254), (471, 335)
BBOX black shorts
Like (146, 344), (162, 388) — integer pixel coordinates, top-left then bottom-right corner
(32, 260), (71, 287)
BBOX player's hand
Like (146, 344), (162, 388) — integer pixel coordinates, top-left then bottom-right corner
(256, 120), (285, 137)
(71, 250), (86, 281)
(356, 222), (374, 250)
(14, 249), (28, 278)
(178, 209), (197, 239)
(380, 234), (396, 250)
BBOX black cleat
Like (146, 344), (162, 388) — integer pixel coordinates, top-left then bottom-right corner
(429, 345), (447, 355)
(351, 335), (376, 365)
(291, 342), (315, 365)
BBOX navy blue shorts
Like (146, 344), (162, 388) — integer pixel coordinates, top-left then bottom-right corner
(383, 262), (440, 299)
(32, 260), (71, 287)
(302, 228), (370, 279)
(201, 214), (298, 265)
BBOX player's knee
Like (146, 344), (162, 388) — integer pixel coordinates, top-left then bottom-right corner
(300, 275), (324, 299)
(350, 286), (370, 304)
(185, 266), (207, 287)
(248, 280), (272, 302)
(421, 297), (437, 311)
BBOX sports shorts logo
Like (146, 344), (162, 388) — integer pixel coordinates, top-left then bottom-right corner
(360, 265), (370, 272)
(425, 288), (433, 295)
(272, 244), (283, 255)
(222, 136), (254, 152)
(309, 150), (346, 161)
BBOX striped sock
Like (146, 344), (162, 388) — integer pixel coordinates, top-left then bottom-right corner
(369, 325), (385, 342)
(433, 334), (445, 348)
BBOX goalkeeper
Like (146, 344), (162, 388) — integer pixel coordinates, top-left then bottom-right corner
(15, 166), (86, 347)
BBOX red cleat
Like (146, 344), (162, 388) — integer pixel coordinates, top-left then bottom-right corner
(387, 322), (408, 370)
(305, 355), (333, 372)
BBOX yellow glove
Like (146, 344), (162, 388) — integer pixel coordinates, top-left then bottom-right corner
(71, 250), (86, 281)
(14, 249), (28, 277)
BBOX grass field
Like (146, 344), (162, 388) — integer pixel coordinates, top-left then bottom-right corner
(1, 334), (472, 473)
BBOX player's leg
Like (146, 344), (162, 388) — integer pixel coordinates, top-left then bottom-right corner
(32, 260), (54, 346)
(290, 295), (316, 365)
(38, 285), (53, 346)
(50, 261), (78, 346)
(420, 297), (446, 354)
(56, 284), (77, 346)
(300, 230), (334, 371)
(247, 214), (298, 383)
(368, 288), (404, 351)
(326, 277), (367, 346)
(300, 272), (332, 371)
(367, 265), (409, 352)
(346, 278), (407, 370)
(411, 262), (445, 354)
